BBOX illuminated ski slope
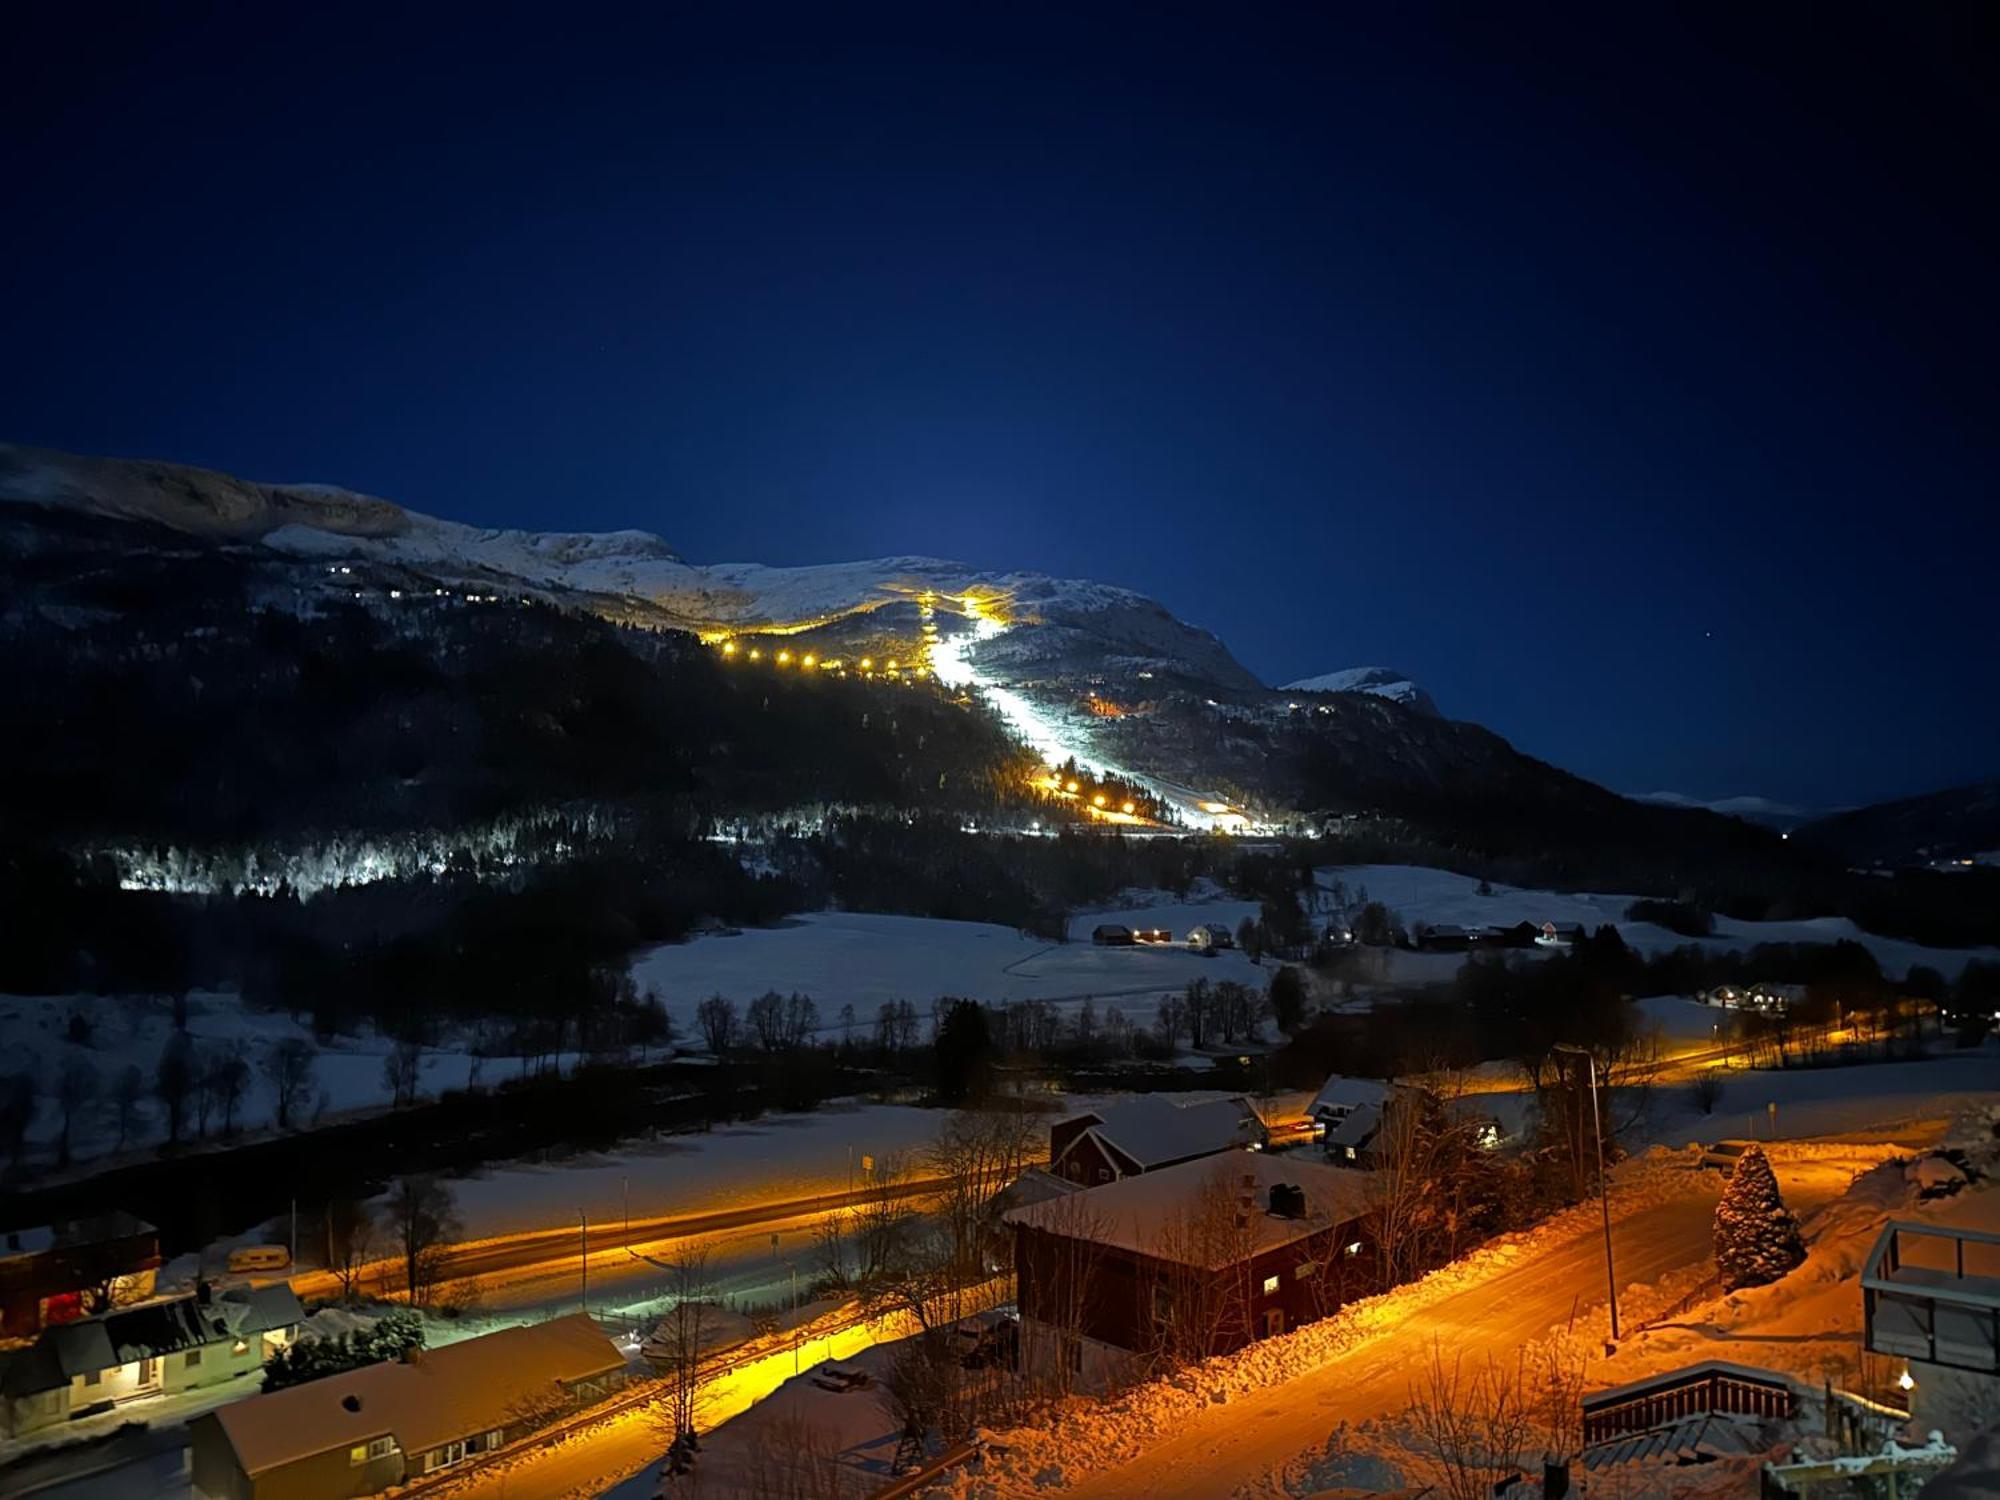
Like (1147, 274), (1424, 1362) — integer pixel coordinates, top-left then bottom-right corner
(925, 594), (1250, 831)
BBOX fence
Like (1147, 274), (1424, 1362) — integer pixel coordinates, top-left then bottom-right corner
(1582, 1362), (1796, 1444)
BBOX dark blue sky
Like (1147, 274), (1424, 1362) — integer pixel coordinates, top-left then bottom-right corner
(8, 4), (1995, 809)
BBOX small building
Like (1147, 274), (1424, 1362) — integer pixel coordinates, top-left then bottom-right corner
(1416, 924), (1470, 953)
(1005, 1153), (1377, 1385)
(1536, 921), (1586, 948)
(1132, 927), (1174, 945)
(1186, 923), (1236, 952)
(1, 1283), (302, 1439)
(0, 1212), (162, 1339)
(1306, 1076), (1436, 1166)
(1050, 1095), (1267, 1186)
(1091, 924), (1136, 947)
(189, 1312), (626, 1500)
(1748, 982), (1806, 1014)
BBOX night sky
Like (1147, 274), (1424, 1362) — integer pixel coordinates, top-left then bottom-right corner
(8, 4), (1996, 810)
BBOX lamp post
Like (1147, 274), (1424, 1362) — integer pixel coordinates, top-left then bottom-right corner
(578, 1209), (589, 1315)
(1554, 1044), (1619, 1344)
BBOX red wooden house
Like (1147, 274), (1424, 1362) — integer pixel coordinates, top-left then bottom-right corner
(1004, 1153), (1376, 1385)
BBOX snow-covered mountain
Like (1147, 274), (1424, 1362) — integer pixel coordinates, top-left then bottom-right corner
(1281, 666), (1438, 716)
(8, 443), (1736, 845)
(1630, 790), (1819, 830)
(0, 443), (1258, 694)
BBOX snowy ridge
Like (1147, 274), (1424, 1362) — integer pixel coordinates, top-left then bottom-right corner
(1631, 790), (1819, 829)
(1281, 665), (1438, 715)
(0, 442), (1225, 645)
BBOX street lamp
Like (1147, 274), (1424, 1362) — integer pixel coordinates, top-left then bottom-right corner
(1553, 1044), (1619, 1344)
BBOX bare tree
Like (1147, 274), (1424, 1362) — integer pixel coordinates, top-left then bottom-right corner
(783, 992), (820, 1049)
(1147, 1163), (1265, 1368)
(747, 991), (787, 1051)
(112, 1064), (146, 1149)
(207, 1045), (250, 1134)
(737, 1411), (855, 1498)
(382, 1040), (423, 1108)
(927, 1108), (1039, 1299)
(385, 1174), (461, 1309)
(1688, 1070), (1724, 1116)
(155, 1033), (198, 1145)
(56, 1056), (97, 1167)
(1405, 1342), (1536, 1500)
(1367, 1083), (1507, 1286)
(265, 1038), (319, 1130)
(324, 1195), (378, 1302)
(653, 1244), (717, 1452)
(1016, 1188), (1113, 1399)
(877, 1331), (962, 1473)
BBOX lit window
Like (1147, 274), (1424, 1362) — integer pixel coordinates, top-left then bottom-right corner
(1345, 1241), (1363, 1256)
(350, 1446), (368, 1467)
(1343, 1146), (1356, 1160)
(1262, 1275), (1280, 1295)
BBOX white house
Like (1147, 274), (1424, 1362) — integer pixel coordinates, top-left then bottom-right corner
(1, 1283), (302, 1439)
(1186, 923), (1237, 953)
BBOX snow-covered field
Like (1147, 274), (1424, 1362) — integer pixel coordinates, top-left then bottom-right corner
(1318, 864), (2000, 978)
(630, 907), (1270, 1044)
(0, 989), (589, 1171)
(1637, 1049), (2000, 1152)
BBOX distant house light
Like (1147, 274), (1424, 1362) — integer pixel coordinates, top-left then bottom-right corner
(1261, 1275), (1280, 1295)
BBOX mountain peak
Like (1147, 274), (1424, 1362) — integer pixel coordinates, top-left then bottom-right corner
(1280, 666), (1438, 716)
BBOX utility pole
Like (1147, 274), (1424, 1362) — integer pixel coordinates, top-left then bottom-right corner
(289, 1200), (297, 1267)
(578, 1209), (589, 1315)
(1554, 1044), (1619, 1345)
(623, 1177), (631, 1250)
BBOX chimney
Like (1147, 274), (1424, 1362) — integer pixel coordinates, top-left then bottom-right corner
(1543, 1460), (1570, 1499)
(196, 1279), (212, 1306)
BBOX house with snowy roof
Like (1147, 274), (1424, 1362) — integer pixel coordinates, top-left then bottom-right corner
(1048, 1094), (1267, 1186)
(1306, 1075), (1411, 1165)
(189, 1312), (625, 1498)
(1004, 1152), (1377, 1385)
(1, 1282), (301, 1439)
(0, 1211), (162, 1339)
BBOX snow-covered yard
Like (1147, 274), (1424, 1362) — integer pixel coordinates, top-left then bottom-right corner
(630, 908), (1271, 1045)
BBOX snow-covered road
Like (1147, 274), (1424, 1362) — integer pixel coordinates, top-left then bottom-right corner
(1047, 1158), (1853, 1499)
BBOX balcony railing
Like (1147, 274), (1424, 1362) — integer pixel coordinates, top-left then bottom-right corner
(1862, 1221), (2000, 1376)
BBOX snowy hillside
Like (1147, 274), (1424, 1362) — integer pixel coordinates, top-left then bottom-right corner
(0, 443), (1249, 678)
(1281, 665), (1438, 715)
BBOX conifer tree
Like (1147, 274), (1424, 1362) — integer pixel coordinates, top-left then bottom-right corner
(1713, 1143), (1806, 1290)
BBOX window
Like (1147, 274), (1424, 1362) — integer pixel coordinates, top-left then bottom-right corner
(83, 1370), (102, 1387)
(1095, 1169), (1111, 1184)
(351, 1438), (395, 1466)
(1344, 1240), (1363, 1256)
(1261, 1275), (1280, 1295)
(185, 1348), (202, 1369)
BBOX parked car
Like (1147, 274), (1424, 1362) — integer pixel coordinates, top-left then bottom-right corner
(1699, 1140), (1755, 1174)
(226, 1244), (292, 1273)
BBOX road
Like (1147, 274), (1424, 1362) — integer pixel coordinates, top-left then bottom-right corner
(1055, 1156), (1855, 1499)
(289, 1171), (996, 1310)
